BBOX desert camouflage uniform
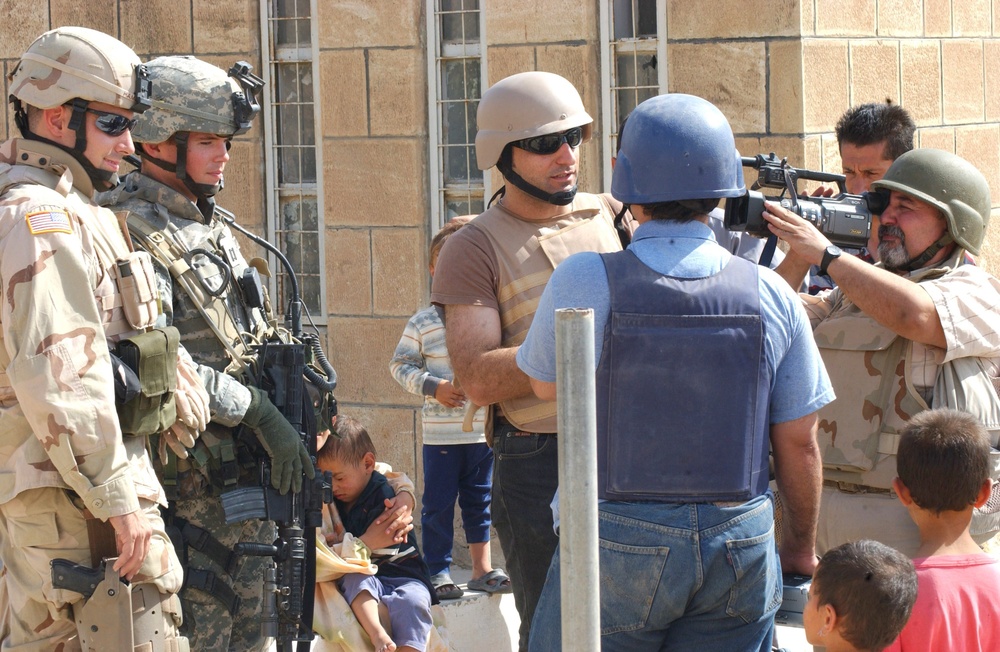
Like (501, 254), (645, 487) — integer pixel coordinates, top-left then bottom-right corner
(101, 171), (275, 651)
(0, 138), (184, 649)
(804, 252), (1000, 556)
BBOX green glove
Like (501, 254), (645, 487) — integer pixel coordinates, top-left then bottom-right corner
(242, 386), (315, 494)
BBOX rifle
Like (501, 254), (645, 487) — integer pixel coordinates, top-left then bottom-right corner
(219, 211), (335, 652)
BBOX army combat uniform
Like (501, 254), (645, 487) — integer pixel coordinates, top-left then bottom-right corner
(101, 170), (276, 651)
(0, 137), (185, 649)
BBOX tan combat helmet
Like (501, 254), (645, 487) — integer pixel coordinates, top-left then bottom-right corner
(132, 56), (263, 208)
(475, 71), (592, 206)
(871, 148), (991, 265)
(9, 26), (150, 112)
(8, 26), (151, 188)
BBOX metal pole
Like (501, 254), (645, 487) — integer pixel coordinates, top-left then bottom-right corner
(555, 308), (600, 652)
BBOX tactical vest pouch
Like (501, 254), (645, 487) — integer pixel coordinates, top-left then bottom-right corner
(115, 250), (159, 330)
(116, 326), (179, 437)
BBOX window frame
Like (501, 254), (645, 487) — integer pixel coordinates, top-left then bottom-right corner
(426, 0), (489, 233)
(259, 0), (327, 323)
(599, 0), (668, 191)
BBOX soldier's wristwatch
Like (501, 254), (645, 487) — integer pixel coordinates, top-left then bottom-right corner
(818, 245), (842, 276)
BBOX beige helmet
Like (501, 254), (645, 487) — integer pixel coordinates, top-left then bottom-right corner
(475, 71), (593, 171)
(9, 26), (150, 112)
(132, 56), (261, 144)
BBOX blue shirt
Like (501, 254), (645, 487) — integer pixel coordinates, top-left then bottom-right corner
(517, 219), (834, 425)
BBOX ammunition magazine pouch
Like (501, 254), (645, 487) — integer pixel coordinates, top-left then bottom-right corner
(116, 326), (180, 437)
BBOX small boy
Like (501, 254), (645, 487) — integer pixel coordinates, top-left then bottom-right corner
(318, 416), (437, 652)
(884, 408), (1000, 651)
(390, 216), (508, 600)
(803, 539), (917, 652)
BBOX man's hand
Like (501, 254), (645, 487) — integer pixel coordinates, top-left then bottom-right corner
(108, 510), (152, 580)
(434, 380), (466, 408)
(762, 200), (831, 266)
(374, 494), (415, 543)
(242, 386), (315, 494)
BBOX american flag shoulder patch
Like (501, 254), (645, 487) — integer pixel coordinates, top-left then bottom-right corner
(25, 210), (72, 235)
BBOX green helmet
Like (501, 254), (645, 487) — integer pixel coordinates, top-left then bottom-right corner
(871, 149), (991, 256)
(132, 55), (262, 144)
(9, 26), (150, 112)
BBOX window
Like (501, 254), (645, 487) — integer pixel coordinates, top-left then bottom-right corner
(600, 0), (667, 189)
(427, 0), (487, 230)
(261, 0), (325, 321)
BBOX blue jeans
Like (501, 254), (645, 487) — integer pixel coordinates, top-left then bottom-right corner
(528, 494), (781, 652)
(421, 442), (494, 575)
(491, 420), (560, 652)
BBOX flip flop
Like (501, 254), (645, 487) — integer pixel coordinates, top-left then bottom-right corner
(431, 571), (464, 600)
(467, 568), (512, 594)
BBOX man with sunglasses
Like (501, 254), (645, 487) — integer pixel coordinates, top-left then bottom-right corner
(431, 70), (628, 651)
(0, 27), (191, 650)
(764, 149), (1000, 558)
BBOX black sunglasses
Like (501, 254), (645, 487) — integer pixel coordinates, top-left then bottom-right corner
(86, 108), (138, 137)
(514, 127), (584, 155)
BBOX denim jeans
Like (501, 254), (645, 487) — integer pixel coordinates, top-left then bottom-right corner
(528, 493), (781, 652)
(421, 442), (494, 575)
(491, 420), (560, 652)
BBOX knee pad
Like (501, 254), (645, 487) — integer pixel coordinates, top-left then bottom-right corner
(131, 583), (189, 652)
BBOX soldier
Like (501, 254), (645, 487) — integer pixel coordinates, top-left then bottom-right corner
(0, 27), (190, 650)
(764, 148), (1000, 557)
(99, 55), (414, 651)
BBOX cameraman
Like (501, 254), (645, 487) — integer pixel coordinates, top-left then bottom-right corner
(784, 102), (915, 293)
(764, 148), (1000, 557)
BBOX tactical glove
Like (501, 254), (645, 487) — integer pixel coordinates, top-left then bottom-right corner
(242, 386), (315, 494)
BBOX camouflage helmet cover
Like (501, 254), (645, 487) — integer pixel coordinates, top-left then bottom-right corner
(132, 55), (249, 144)
(9, 26), (150, 111)
(871, 148), (992, 255)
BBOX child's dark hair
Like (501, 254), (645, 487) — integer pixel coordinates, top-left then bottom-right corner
(835, 101), (915, 161)
(897, 408), (991, 513)
(430, 216), (472, 267)
(813, 540), (917, 651)
(318, 415), (377, 467)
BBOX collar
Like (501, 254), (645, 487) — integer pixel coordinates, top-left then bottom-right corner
(1, 138), (97, 197)
(631, 218), (718, 243)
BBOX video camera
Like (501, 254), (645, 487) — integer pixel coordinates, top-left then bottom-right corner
(724, 153), (888, 249)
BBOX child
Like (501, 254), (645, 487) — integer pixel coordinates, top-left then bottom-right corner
(389, 216), (509, 600)
(803, 539), (917, 652)
(885, 408), (1000, 651)
(318, 415), (437, 652)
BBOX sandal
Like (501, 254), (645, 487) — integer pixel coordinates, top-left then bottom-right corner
(467, 568), (512, 594)
(431, 571), (464, 600)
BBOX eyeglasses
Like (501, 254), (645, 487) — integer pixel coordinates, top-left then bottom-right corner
(514, 127), (584, 155)
(86, 108), (138, 137)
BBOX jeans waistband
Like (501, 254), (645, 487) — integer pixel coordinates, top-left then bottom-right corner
(494, 415), (555, 436)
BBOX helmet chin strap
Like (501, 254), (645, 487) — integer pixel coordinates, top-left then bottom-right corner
(901, 233), (954, 272)
(497, 147), (577, 207)
(139, 132), (223, 221)
(14, 98), (117, 190)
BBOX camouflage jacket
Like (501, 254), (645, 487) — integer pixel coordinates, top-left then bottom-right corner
(804, 253), (1000, 490)
(0, 138), (164, 515)
(100, 173), (255, 426)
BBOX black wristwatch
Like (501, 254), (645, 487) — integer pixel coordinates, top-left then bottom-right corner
(818, 245), (842, 276)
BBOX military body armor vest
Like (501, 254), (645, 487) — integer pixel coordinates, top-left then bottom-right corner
(473, 193), (622, 433)
(595, 251), (770, 502)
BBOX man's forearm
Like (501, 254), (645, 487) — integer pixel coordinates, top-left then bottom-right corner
(455, 346), (533, 406)
(774, 250), (810, 291)
(771, 416), (822, 559)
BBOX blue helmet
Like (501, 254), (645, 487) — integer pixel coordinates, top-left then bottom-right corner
(612, 94), (745, 205)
